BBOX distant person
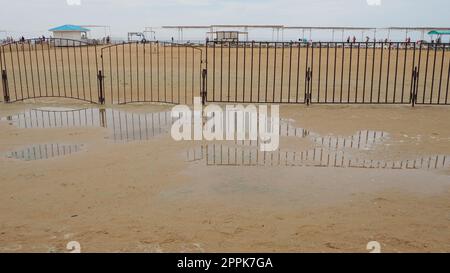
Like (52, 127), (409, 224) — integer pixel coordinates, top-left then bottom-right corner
(366, 36), (370, 43)
(352, 36), (356, 43)
(347, 36), (350, 43)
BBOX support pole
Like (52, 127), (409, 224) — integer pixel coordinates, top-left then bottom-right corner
(1, 70), (9, 103)
(306, 67), (311, 106)
(412, 67), (418, 107)
(201, 69), (207, 105)
(97, 70), (105, 104)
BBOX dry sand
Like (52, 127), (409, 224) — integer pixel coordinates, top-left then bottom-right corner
(0, 100), (449, 253)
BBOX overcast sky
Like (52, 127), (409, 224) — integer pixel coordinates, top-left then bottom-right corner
(0, 0), (449, 38)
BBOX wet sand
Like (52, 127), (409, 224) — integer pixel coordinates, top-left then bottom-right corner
(0, 100), (449, 252)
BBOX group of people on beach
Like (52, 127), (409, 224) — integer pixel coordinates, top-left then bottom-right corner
(0, 34), (446, 45)
(1, 35), (46, 44)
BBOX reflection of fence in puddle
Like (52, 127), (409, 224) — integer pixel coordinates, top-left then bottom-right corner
(107, 110), (173, 142)
(2, 108), (173, 142)
(279, 121), (310, 138)
(236, 128), (388, 151)
(2, 108), (103, 129)
(310, 130), (388, 151)
(186, 145), (449, 170)
(2, 108), (314, 143)
(5, 144), (83, 161)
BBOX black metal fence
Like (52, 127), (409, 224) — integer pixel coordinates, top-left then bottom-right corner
(0, 39), (202, 105)
(205, 41), (450, 105)
(0, 38), (100, 103)
(1, 38), (450, 106)
(100, 41), (203, 104)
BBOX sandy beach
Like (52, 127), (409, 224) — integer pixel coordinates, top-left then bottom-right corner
(0, 100), (449, 252)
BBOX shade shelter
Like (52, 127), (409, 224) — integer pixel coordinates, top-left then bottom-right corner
(49, 24), (90, 46)
(428, 30), (450, 42)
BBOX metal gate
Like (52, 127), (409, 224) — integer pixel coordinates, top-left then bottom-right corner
(414, 43), (450, 105)
(2, 38), (449, 107)
(100, 41), (203, 104)
(206, 41), (311, 104)
(0, 38), (100, 103)
(205, 41), (450, 106)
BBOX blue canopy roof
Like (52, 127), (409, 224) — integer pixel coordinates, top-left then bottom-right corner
(428, 30), (450, 35)
(49, 25), (90, 32)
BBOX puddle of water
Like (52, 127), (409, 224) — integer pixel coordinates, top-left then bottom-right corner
(310, 130), (388, 151)
(187, 144), (449, 171)
(5, 144), (83, 161)
(108, 110), (172, 142)
(34, 107), (83, 112)
(4, 108), (446, 171)
(183, 122), (419, 170)
(2, 108), (309, 144)
(3, 108), (386, 150)
(233, 129), (389, 152)
(1, 108), (104, 129)
(2, 108), (173, 142)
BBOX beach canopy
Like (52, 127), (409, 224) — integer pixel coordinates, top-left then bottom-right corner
(428, 30), (450, 35)
(49, 25), (90, 32)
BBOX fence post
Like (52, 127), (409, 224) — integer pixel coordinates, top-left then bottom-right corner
(411, 66), (418, 107)
(1, 70), (9, 103)
(201, 68), (207, 105)
(305, 67), (311, 106)
(97, 70), (105, 104)
(309, 67), (313, 105)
